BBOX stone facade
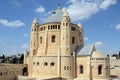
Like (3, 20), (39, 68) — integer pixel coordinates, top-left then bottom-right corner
(23, 6), (110, 80)
(0, 64), (27, 80)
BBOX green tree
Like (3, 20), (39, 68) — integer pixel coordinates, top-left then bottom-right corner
(2, 54), (5, 63)
(19, 53), (24, 63)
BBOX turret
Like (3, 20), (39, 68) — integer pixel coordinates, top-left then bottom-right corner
(78, 22), (84, 46)
(30, 18), (39, 56)
(61, 10), (71, 56)
(60, 10), (74, 80)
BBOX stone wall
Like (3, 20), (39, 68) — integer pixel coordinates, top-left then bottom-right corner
(0, 63), (27, 80)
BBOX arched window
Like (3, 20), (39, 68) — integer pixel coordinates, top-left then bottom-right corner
(64, 66), (66, 70)
(34, 28), (36, 31)
(98, 65), (102, 75)
(52, 35), (56, 43)
(58, 25), (60, 29)
(37, 62), (39, 65)
(106, 66), (109, 75)
(80, 65), (83, 74)
(33, 50), (35, 55)
(44, 62), (48, 66)
(40, 37), (42, 43)
(51, 62), (55, 66)
(72, 37), (75, 44)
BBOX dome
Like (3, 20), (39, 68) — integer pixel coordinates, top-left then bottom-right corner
(44, 7), (63, 23)
(92, 51), (107, 58)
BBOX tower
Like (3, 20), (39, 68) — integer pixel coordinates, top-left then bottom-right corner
(30, 18), (38, 56)
(60, 10), (74, 80)
(78, 22), (84, 46)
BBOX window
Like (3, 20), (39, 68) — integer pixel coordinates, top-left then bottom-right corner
(37, 62), (39, 65)
(98, 65), (102, 75)
(34, 28), (36, 31)
(67, 66), (69, 70)
(33, 50), (35, 55)
(52, 35), (56, 43)
(33, 62), (35, 65)
(44, 62), (48, 66)
(40, 37), (42, 43)
(0, 72), (2, 76)
(72, 37), (75, 44)
(64, 66), (66, 70)
(66, 23), (68, 26)
(106, 66), (109, 75)
(58, 25), (60, 29)
(80, 65), (83, 74)
(51, 62), (55, 66)
(48, 25), (50, 30)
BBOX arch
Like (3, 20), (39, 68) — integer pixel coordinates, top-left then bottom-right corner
(106, 66), (109, 75)
(37, 62), (39, 65)
(98, 65), (102, 75)
(51, 35), (56, 43)
(72, 37), (75, 44)
(44, 62), (48, 66)
(33, 50), (36, 55)
(40, 37), (42, 43)
(34, 28), (36, 31)
(58, 25), (60, 29)
(23, 67), (27, 75)
(80, 65), (83, 74)
(51, 62), (55, 66)
(64, 66), (66, 70)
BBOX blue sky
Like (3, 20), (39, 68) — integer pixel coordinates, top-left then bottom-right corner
(0, 0), (120, 56)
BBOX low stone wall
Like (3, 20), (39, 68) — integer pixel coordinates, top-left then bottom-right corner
(0, 63), (28, 80)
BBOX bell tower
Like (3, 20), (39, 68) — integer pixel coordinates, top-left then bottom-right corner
(30, 18), (38, 56)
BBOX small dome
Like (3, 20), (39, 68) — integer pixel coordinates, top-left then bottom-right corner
(63, 10), (69, 16)
(33, 17), (38, 23)
(92, 51), (107, 58)
(78, 22), (82, 28)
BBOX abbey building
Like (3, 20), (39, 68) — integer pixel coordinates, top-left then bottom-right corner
(23, 6), (110, 80)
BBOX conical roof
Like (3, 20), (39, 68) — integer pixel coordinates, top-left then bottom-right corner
(44, 7), (63, 23)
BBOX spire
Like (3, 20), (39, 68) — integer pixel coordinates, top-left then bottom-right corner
(33, 17), (38, 24)
(57, 3), (60, 8)
(78, 22), (82, 28)
(63, 9), (69, 17)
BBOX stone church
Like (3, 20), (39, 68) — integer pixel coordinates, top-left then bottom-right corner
(23, 6), (110, 80)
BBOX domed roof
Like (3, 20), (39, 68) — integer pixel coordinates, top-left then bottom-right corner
(44, 7), (63, 23)
(92, 51), (107, 58)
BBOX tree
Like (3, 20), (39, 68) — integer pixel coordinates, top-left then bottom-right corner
(107, 54), (109, 57)
(2, 54), (5, 63)
(19, 53), (24, 63)
(119, 51), (120, 57)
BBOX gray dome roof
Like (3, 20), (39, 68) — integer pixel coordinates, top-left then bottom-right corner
(44, 7), (63, 23)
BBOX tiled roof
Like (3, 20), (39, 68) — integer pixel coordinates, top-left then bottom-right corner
(75, 45), (94, 56)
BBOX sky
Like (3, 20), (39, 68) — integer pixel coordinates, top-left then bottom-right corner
(0, 0), (120, 56)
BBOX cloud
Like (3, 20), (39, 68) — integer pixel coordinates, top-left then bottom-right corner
(23, 33), (28, 37)
(64, 0), (117, 21)
(0, 19), (25, 27)
(94, 41), (103, 47)
(115, 23), (120, 30)
(84, 37), (88, 41)
(21, 43), (29, 49)
(35, 6), (45, 13)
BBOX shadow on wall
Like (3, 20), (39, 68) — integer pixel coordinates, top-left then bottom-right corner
(43, 77), (67, 80)
(111, 75), (119, 78)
